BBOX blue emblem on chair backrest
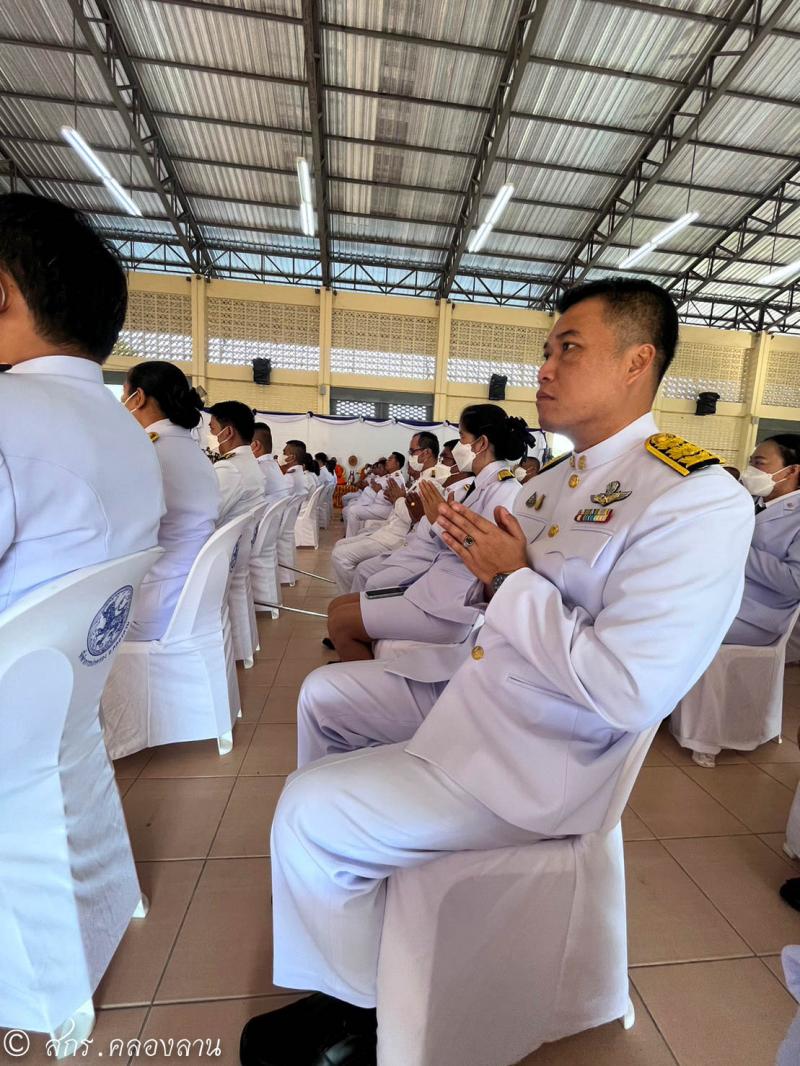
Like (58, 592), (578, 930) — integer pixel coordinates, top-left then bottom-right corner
(80, 585), (134, 666)
(230, 537), (241, 572)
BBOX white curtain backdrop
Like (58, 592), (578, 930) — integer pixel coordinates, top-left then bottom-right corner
(197, 411), (548, 468)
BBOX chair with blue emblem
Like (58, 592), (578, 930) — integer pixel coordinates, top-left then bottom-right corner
(0, 547), (161, 1056)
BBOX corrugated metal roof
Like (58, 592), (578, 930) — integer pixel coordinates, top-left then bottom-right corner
(2, 0), (797, 324)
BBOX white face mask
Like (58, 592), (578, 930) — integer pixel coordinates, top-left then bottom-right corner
(452, 440), (476, 473)
(740, 464), (789, 498)
(514, 466), (528, 482)
(408, 454), (424, 472)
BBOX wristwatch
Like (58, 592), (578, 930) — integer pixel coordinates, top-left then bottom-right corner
(490, 572), (511, 594)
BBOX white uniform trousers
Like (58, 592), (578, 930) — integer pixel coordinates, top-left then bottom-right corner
(297, 660), (444, 766)
(352, 552), (391, 591)
(271, 743), (542, 1007)
(331, 531), (406, 594)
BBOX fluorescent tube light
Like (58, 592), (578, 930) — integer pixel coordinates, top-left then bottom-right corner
(300, 200), (315, 237)
(467, 183), (514, 254)
(619, 211), (699, 270)
(483, 183), (515, 227)
(758, 259), (800, 287)
(468, 221), (493, 254)
(296, 157), (313, 204)
(60, 126), (142, 217)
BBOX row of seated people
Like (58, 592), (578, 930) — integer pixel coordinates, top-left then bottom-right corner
(3, 193), (800, 1066)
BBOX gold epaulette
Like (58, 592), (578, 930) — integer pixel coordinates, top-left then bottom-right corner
(541, 453), (570, 472)
(498, 469), (515, 481)
(148, 431), (160, 443)
(645, 433), (721, 476)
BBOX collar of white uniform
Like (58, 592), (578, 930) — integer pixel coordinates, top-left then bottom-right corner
(145, 418), (190, 437)
(569, 412), (659, 471)
(763, 488), (800, 509)
(475, 458), (512, 486)
(257, 453), (277, 464)
(228, 445), (255, 458)
(7, 353), (104, 382)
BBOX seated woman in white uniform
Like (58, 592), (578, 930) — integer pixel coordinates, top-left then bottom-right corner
(724, 434), (800, 647)
(326, 404), (531, 661)
(121, 361), (221, 640)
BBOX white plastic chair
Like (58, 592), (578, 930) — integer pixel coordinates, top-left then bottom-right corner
(670, 602), (800, 761)
(101, 513), (251, 760)
(228, 502), (266, 668)
(0, 548), (161, 1052)
(278, 493), (306, 586)
(251, 496), (294, 620)
(295, 484), (327, 549)
(375, 724), (658, 1066)
(787, 615), (800, 665)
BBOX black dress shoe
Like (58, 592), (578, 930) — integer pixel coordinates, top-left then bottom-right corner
(780, 877), (800, 911)
(322, 637), (335, 650)
(240, 993), (376, 1066)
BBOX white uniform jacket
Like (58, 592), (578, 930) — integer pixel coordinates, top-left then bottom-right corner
(284, 464), (308, 496)
(0, 355), (165, 613)
(362, 477), (477, 590)
(729, 489), (800, 643)
(258, 454), (290, 503)
(397, 413), (754, 836)
(216, 445), (264, 521)
(401, 461), (520, 624)
(128, 419), (221, 640)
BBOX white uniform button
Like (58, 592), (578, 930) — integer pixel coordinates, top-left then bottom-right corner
(548, 525), (559, 538)
(568, 474), (580, 489)
(471, 645), (485, 661)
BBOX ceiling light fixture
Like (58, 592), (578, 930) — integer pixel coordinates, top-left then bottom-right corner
(758, 259), (800, 287)
(295, 155), (315, 237)
(467, 182), (514, 254)
(60, 125), (142, 217)
(619, 211), (699, 270)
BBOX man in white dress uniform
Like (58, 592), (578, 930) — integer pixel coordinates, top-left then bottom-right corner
(0, 193), (164, 614)
(240, 279), (755, 1066)
(252, 422), (290, 504)
(208, 401), (265, 522)
(330, 431), (442, 593)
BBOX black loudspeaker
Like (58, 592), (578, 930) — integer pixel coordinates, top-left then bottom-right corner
(253, 358), (272, 385)
(695, 391), (720, 416)
(488, 373), (507, 401)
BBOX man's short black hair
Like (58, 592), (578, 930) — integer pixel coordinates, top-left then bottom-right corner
(443, 439), (458, 452)
(253, 421), (273, 451)
(0, 192), (127, 363)
(314, 451), (328, 463)
(557, 277), (679, 383)
(209, 400), (255, 443)
(413, 431), (439, 456)
(287, 438), (306, 451)
(391, 451), (405, 470)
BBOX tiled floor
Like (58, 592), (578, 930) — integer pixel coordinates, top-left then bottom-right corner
(9, 525), (800, 1064)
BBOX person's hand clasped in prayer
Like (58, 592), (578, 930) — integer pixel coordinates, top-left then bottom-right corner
(384, 479), (407, 503)
(418, 477), (450, 526)
(437, 499), (529, 589)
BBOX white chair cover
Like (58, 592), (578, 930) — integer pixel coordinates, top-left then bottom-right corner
(101, 513), (251, 760)
(251, 497), (293, 618)
(228, 503), (266, 667)
(0, 548), (161, 1035)
(670, 603), (800, 756)
(786, 783), (800, 858)
(319, 482), (336, 530)
(295, 485), (327, 549)
(375, 725), (659, 1066)
(278, 494), (306, 585)
(787, 616), (800, 665)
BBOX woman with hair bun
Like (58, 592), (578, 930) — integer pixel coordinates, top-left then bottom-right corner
(121, 360), (221, 639)
(323, 403), (532, 670)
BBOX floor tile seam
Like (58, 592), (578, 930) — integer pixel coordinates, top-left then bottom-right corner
(624, 798), (750, 838)
(150, 990), (301, 1007)
(149, 856), (210, 1007)
(757, 955), (796, 998)
(659, 837), (792, 956)
(623, 983), (682, 1066)
(685, 758), (797, 801)
(628, 950), (757, 970)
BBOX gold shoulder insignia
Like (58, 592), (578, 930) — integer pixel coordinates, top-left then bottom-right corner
(541, 453), (570, 472)
(645, 433), (721, 476)
(148, 431), (160, 443)
(498, 469), (515, 481)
